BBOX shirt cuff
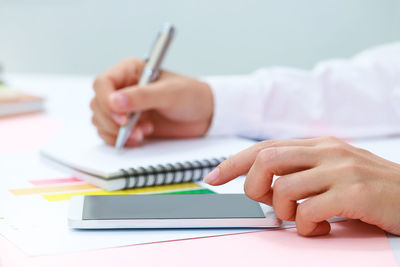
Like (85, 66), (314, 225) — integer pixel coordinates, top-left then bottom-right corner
(202, 75), (263, 137)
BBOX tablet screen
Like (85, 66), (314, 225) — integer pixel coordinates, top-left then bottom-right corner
(82, 194), (265, 220)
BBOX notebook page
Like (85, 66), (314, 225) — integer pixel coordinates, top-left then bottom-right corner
(40, 127), (256, 178)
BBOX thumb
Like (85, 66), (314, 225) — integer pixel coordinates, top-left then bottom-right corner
(109, 81), (175, 113)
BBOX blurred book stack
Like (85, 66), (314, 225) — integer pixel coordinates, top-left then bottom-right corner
(0, 64), (44, 117)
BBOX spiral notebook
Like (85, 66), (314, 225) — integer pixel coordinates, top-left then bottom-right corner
(40, 129), (255, 191)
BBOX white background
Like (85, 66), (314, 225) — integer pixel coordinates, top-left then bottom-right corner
(0, 0), (399, 76)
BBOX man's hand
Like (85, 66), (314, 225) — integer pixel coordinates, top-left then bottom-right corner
(205, 136), (400, 236)
(91, 58), (214, 146)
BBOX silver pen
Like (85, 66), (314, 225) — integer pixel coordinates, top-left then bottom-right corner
(115, 23), (175, 149)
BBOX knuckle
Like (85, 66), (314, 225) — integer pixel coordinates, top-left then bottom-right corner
(91, 116), (97, 126)
(253, 140), (274, 153)
(244, 182), (265, 202)
(336, 161), (363, 178)
(323, 136), (341, 143)
(355, 147), (374, 157)
(128, 87), (147, 109)
(273, 178), (290, 198)
(257, 139), (282, 150)
(344, 182), (369, 200)
(92, 76), (106, 91)
(330, 144), (347, 155)
(89, 99), (96, 111)
(257, 140), (273, 148)
(257, 148), (279, 163)
(318, 143), (351, 158)
(297, 204), (313, 221)
(273, 179), (296, 221)
(317, 136), (343, 146)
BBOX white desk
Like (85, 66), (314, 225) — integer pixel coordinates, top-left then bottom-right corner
(2, 73), (400, 264)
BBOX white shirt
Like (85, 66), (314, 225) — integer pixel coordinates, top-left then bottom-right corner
(205, 42), (400, 140)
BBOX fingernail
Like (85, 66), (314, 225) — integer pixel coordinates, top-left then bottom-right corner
(141, 124), (154, 135)
(132, 129), (144, 143)
(110, 92), (130, 109)
(111, 113), (128, 125)
(204, 168), (220, 185)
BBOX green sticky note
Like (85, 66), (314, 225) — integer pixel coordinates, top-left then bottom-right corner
(156, 188), (215, 195)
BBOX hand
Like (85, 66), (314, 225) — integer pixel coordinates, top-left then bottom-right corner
(90, 58), (214, 146)
(204, 136), (400, 236)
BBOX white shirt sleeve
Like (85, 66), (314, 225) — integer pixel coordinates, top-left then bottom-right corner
(205, 42), (400, 140)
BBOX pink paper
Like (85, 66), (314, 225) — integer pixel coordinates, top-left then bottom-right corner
(0, 220), (397, 267)
(0, 114), (62, 153)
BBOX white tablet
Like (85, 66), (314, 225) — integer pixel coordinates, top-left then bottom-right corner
(68, 194), (281, 229)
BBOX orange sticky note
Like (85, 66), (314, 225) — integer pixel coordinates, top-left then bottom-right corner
(9, 183), (98, 195)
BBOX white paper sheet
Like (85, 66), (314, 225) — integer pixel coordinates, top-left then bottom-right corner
(0, 152), (273, 256)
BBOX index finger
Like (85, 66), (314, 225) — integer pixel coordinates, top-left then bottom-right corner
(93, 58), (145, 113)
(203, 138), (318, 185)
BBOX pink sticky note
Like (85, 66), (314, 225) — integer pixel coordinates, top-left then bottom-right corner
(29, 177), (82, 186)
(0, 114), (62, 153)
(0, 220), (397, 267)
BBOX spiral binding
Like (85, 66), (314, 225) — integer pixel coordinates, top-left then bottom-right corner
(119, 157), (225, 189)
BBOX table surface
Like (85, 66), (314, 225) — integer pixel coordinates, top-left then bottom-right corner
(1, 73), (400, 266)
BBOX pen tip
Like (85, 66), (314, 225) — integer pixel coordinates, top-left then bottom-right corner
(114, 143), (122, 150)
(115, 130), (127, 150)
